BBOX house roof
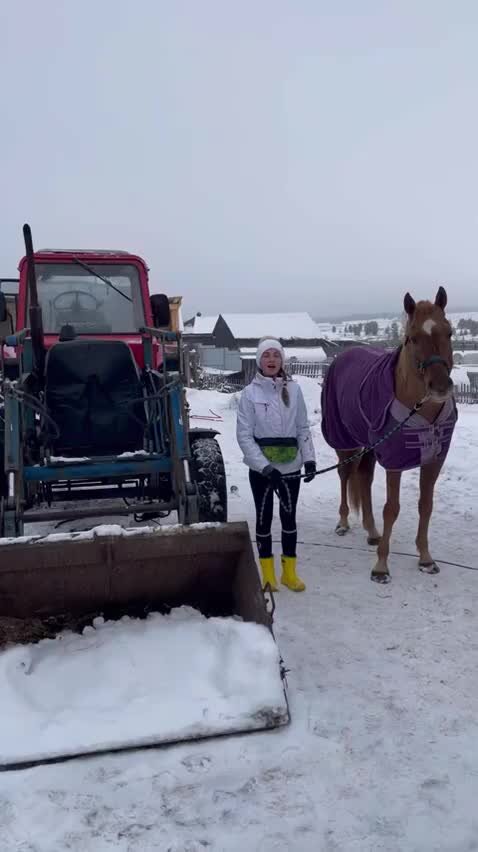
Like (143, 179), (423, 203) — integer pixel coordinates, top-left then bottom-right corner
(239, 345), (327, 362)
(186, 315), (218, 335)
(220, 312), (319, 340)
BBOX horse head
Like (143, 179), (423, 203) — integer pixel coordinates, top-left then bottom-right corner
(403, 286), (454, 402)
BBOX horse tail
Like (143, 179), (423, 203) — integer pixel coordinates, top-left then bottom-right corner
(347, 452), (375, 515)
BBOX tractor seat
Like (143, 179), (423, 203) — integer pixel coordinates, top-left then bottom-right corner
(45, 339), (147, 456)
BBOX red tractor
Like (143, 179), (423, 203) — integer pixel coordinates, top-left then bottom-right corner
(0, 229), (288, 768)
(0, 224), (227, 535)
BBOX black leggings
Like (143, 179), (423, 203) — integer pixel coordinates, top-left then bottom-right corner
(249, 469), (301, 559)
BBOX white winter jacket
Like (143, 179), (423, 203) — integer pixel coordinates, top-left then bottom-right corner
(236, 373), (316, 475)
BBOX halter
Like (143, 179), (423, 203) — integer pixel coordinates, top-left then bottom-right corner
(404, 338), (451, 374)
(417, 353), (451, 373)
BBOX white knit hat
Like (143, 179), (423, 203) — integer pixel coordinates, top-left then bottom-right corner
(256, 337), (285, 368)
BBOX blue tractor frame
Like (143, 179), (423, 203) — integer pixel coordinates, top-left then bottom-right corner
(1, 327), (227, 537)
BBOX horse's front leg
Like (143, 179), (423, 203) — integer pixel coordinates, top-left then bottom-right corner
(371, 471), (402, 583)
(416, 460), (443, 574)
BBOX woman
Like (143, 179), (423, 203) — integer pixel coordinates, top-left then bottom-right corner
(236, 337), (316, 592)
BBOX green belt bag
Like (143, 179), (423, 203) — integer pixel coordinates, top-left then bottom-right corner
(255, 437), (298, 464)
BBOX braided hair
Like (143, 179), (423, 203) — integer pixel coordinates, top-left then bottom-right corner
(278, 367), (290, 407)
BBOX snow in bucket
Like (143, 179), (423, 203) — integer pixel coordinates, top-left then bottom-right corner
(0, 606), (288, 768)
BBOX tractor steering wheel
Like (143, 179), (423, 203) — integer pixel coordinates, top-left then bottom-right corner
(52, 290), (103, 312)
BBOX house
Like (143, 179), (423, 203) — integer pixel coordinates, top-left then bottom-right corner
(185, 311), (330, 351)
(182, 310), (336, 379)
(183, 314), (218, 347)
(212, 312), (322, 348)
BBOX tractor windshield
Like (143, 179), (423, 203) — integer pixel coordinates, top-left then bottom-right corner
(29, 263), (145, 334)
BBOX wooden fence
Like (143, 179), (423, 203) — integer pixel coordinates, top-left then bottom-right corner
(286, 360), (327, 378)
(454, 384), (478, 404)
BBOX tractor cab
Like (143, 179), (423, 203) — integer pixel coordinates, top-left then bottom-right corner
(10, 249), (174, 371)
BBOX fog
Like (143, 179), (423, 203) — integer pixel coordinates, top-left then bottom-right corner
(2, 0), (477, 317)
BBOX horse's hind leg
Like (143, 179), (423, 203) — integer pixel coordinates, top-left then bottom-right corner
(336, 450), (358, 536)
(359, 453), (380, 545)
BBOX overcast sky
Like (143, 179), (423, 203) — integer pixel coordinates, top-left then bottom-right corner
(2, 1), (477, 318)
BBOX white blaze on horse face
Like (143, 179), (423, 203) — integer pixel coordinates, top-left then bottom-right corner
(422, 318), (436, 335)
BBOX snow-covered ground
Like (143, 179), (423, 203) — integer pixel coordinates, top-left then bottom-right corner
(1, 378), (477, 851)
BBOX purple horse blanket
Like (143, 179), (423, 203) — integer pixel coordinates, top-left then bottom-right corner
(321, 346), (457, 471)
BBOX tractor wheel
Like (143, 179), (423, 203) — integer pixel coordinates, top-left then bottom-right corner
(189, 437), (227, 523)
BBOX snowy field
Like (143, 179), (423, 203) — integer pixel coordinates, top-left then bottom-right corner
(1, 378), (477, 851)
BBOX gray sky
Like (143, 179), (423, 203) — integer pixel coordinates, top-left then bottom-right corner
(2, 0), (477, 317)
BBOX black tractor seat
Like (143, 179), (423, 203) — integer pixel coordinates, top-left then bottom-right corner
(44, 339), (147, 456)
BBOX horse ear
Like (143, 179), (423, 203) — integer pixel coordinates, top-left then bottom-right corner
(404, 292), (416, 316)
(435, 285), (447, 311)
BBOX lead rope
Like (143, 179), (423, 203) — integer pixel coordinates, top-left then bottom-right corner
(281, 395), (428, 482)
(265, 395), (428, 514)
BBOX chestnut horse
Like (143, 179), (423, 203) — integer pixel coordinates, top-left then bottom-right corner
(321, 287), (456, 583)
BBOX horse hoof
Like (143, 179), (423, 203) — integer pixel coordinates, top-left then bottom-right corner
(367, 536), (381, 546)
(335, 525), (349, 537)
(371, 571), (391, 584)
(419, 561), (440, 575)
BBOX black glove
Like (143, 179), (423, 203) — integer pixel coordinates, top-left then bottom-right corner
(303, 461), (316, 483)
(262, 465), (282, 488)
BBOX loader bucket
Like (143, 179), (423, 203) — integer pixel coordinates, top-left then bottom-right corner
(0, 521), (289, 769)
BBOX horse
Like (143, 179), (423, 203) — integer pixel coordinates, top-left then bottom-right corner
(321, 286), (457, 583)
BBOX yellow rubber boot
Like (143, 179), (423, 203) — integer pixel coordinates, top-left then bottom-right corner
(259, 557), (278, 592)
(281, 555), (306, 592)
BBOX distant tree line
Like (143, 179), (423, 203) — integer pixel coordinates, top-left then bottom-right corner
(384, 322), (401, 344)
(343, 321), (380, 337)
(457, 318), (478, 336)
(340, 317), (478, 342)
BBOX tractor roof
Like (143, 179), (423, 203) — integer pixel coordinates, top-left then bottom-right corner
(17, 249), (150, 272)
(37, 249), (133, 256)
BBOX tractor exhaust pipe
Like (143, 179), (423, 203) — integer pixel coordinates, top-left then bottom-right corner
(23, 223), (45, 377)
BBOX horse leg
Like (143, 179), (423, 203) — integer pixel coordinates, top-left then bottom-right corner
(335, 450), (357, 536)
(371, 471), (402, 583)
(359, 453), (380, 545)
(416, 461), (442, 574)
